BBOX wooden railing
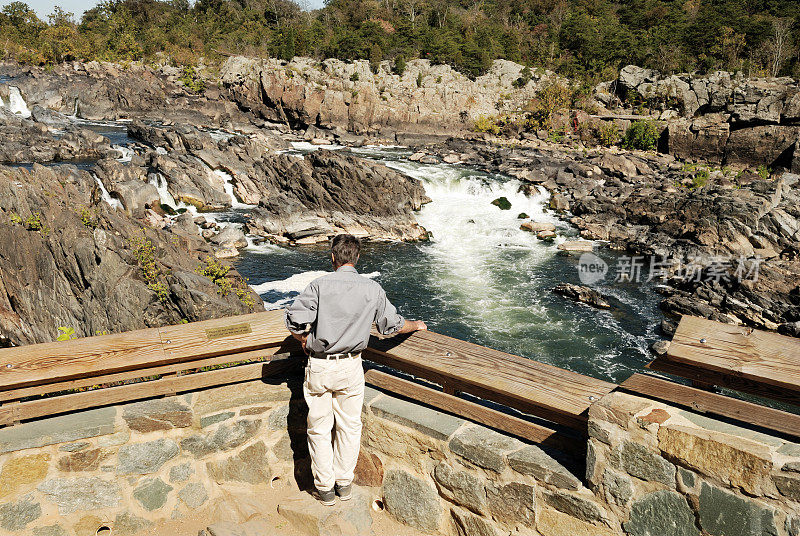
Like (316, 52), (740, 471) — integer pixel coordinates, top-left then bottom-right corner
(1, 310), (796, 448)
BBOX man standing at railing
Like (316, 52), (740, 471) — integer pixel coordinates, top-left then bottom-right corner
(285, 233), (428, 506)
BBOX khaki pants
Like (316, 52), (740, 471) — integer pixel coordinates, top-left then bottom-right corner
(303, 356), (365, 491)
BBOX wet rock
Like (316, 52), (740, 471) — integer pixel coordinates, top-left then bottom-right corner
(553, 283), (611, 309)
(210, 226), (248, 250)
(491, 196), (512, 210)
(520, 221), (556, 233)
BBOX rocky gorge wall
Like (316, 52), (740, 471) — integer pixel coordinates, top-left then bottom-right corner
(0, 369), (798, 536)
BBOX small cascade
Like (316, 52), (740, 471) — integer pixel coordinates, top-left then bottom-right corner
(93, 174), (123, 210)
(215, 169), (256, 209)
(112, 145), (134, 162)
(7, 87), (31, 118)
(148, 173), (195, 213)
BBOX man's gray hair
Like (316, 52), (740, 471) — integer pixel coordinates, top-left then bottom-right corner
(331, 234), (361, 267)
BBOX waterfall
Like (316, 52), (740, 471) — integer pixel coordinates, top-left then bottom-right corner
(148, 173), (197, 213)
(215, 169), (256, 209)
(93, 174), (123, 210)
(112, 145), (134, 163)
(6, 87), (31, 118)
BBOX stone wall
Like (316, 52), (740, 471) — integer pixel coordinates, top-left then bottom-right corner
(0, 371), (798, 536)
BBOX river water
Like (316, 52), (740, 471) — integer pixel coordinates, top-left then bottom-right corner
(235, 144), (664, 384)
(0, 85), (663, 383)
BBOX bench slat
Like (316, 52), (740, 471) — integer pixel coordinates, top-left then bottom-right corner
(0, 310), (290, 392)
(667, 316), (800, 395)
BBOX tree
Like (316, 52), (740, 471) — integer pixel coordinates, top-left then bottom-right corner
(766, 18), (795, 77)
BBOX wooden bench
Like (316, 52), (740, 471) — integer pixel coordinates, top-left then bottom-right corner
(0, 310), (301, 426)
(365, 330), (616, 433)
(648, 315), (800, 407)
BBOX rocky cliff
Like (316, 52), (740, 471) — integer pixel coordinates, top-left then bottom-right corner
(0, 164), (261, 346)
(220, 56), (559, 137)
(600, 65), (800, 171)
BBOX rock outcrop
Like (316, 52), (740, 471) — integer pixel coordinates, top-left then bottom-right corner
(0, 164), (260, 346)
(220, 56), (560, 137)
(125, 122), (430, 243)
(603, 65), (800, 169)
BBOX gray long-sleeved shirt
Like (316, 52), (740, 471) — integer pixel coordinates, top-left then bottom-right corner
(285, 265), (405, 355)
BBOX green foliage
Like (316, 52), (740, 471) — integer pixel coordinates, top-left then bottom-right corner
(692, 168), (710, 189)
(130, 233), (170, 303)
(517, 212), (529, 219)
(10, 211), (50, 235)
(416, 72), (424, 88)
(0, 0), (798, 78)
(78, 207), (98, 229)
(622, 120), (660, 151)
(178, 65), (206, 93)
(394, 56), (406, 76)
(527, 81), (571, 131)
(512, 66), (532, 89)
(757, 165), (771, 180)
(56, 326), (77, 341)
(598, 122), (621, 147)
(195, 256), (256, 309)
(473, 115), (503, 136)
(349, 72), (359, 82)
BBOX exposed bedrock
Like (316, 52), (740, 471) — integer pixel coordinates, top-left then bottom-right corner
(123, 122), (430, 243)
(0, 164), (261, 346)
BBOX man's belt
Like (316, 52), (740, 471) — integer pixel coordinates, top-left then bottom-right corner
(309, 351), (361, 360)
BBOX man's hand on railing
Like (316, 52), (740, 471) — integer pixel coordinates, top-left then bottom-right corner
(397, 319), (427, 334)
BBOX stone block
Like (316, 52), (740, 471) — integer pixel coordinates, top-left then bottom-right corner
(117, 438), (179, 475)
(122, 398), (192, 432)
(169, 462), (194, 483)
(193, 381), (292, 415)
(207, 441), (271, 484)
(623, 490), (699, 536)
(698, 482), (777, 536)
(507, 445), (581, 490)
(72, 515), (104, 536)
(59, 442), (89, 452)
(32, 525), (68, 536)
(361, 412), (445, 473)
(133, 477), (173, 511)
(487, 482), (536, 527)
(353, 450), (383, 487)
(541, 490), (604, 524)
(773, 472), (800, 501)
(180, 419), (261, 458)
(448, 425), (523, 472)
(178, 482), (209, 509)
(113, 512), (153, 536)
(0, 453), (50, 499)
(588, 392), (652, 430)
(370, 394), (464, 441)
(0, 407), (116, 454)
(267, 403), (307, 432)
(58, 448), (108, 472)
(37, 477), (121, 515)
(0, 494), (41, 531)
(658, 424), (773, 495)
(383, 470), (442, 532)
(451, 506), (503, 536)
(778, 442), (800, 457)
(602, 469), (633, 506)
(433, 462), (487, 514)
(277, 489), (373, 536)
(611, 440), (675, 487)
(537, 507), (617, 536)
(201, 411), (235, 428)
(787, 515), (800, 536)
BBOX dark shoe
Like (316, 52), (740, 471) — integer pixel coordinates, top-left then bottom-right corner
(335, 483), (352, 501)
(317, 488), (336, 506)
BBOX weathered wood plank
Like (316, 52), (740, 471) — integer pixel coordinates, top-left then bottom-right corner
(365, 330), (615, 431)
(364, 370), (581, 454)
(620, 373), (800, 439)
(647, 357), (800, 407)
(0, 310), (290, 392)
(667, 316), (800, 395)
(0, 344), (302, 403)
(0, 356), (298, 427)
